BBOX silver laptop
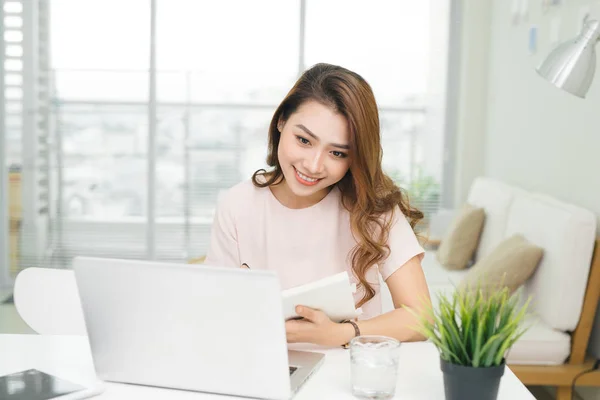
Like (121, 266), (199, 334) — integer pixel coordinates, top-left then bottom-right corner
(71, 256), (325, 400)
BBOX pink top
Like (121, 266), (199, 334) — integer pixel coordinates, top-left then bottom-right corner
(204, 179), (425, 319)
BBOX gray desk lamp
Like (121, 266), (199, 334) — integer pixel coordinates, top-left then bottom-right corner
(536, 19), (600, 98)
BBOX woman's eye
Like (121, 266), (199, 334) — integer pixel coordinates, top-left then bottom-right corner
(332, 151), (347, 158)
(296, 136), (310, 145)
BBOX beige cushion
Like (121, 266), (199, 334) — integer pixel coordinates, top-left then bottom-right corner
(458, 234), (543, 295)
(435, 204), (485, 270)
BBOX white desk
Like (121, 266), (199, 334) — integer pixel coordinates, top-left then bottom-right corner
(0, 334), (536, 399)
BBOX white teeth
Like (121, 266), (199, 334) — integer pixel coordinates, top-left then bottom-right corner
(297, 169), (318, 182)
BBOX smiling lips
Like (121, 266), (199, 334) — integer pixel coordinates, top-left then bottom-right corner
(294, 167), (321, 186)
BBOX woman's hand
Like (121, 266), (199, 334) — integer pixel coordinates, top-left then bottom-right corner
(285, 306), (353, 347)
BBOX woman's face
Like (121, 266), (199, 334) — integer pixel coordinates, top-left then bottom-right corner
(276, 100), (351, 207)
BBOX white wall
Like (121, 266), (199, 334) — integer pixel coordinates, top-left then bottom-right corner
(424, 0), (452, 188)
(450, 0), (492, 206)
(484, 0), (600, 228)
(454, 0), (600, 398)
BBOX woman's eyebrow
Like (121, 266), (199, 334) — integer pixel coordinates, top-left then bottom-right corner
(294, 124), (350, 150)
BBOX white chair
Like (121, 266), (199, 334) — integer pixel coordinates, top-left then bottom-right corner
(423, 176), (600, 400)
(14, 267), (87, 336)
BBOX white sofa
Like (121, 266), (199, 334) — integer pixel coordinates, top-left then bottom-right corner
(382, 176), (598, 366)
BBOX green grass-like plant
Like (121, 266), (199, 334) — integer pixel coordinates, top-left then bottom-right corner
(405, 285), (532, 368)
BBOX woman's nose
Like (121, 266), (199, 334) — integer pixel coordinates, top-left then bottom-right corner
(306, 152), (325, 175)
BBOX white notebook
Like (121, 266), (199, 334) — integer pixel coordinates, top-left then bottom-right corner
(281, 271), (361, 322)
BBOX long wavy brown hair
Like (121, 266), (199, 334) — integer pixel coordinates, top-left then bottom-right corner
(252, 63), (423, 308)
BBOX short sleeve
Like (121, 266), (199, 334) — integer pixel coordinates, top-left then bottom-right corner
(204, 190), (240, 268)
(378, 207), (425, 281)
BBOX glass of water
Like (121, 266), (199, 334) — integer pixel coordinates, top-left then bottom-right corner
(350, 335), (401, 400)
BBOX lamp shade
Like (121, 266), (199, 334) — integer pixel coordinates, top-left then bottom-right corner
(536, 19), (600, 98)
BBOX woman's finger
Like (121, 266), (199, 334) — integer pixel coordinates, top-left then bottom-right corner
(295, 306), (321, 322)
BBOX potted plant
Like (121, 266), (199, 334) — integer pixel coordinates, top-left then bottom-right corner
(405, 284), (532, 400)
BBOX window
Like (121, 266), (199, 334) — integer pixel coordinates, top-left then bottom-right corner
(3, 0), (451, 275)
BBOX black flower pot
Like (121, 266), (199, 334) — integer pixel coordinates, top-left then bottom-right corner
(440, 357), (505, 400)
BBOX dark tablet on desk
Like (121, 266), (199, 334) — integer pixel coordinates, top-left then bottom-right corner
(0, 369), (99, 400)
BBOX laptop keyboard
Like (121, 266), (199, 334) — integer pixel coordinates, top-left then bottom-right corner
(289, 366), (298, 376)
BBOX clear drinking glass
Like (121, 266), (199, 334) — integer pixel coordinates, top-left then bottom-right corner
(350, 335), (401, 400)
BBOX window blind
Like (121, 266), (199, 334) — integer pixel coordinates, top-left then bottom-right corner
(2, 0), (51, 286)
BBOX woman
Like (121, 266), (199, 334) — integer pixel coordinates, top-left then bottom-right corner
(205, 63), (432, 347)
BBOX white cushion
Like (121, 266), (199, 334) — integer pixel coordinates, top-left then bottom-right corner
(506, 315), (571, 365)
(504, 194), (597, 331)
(387, 254), (571, 366)
(466, 177), (522, 262)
